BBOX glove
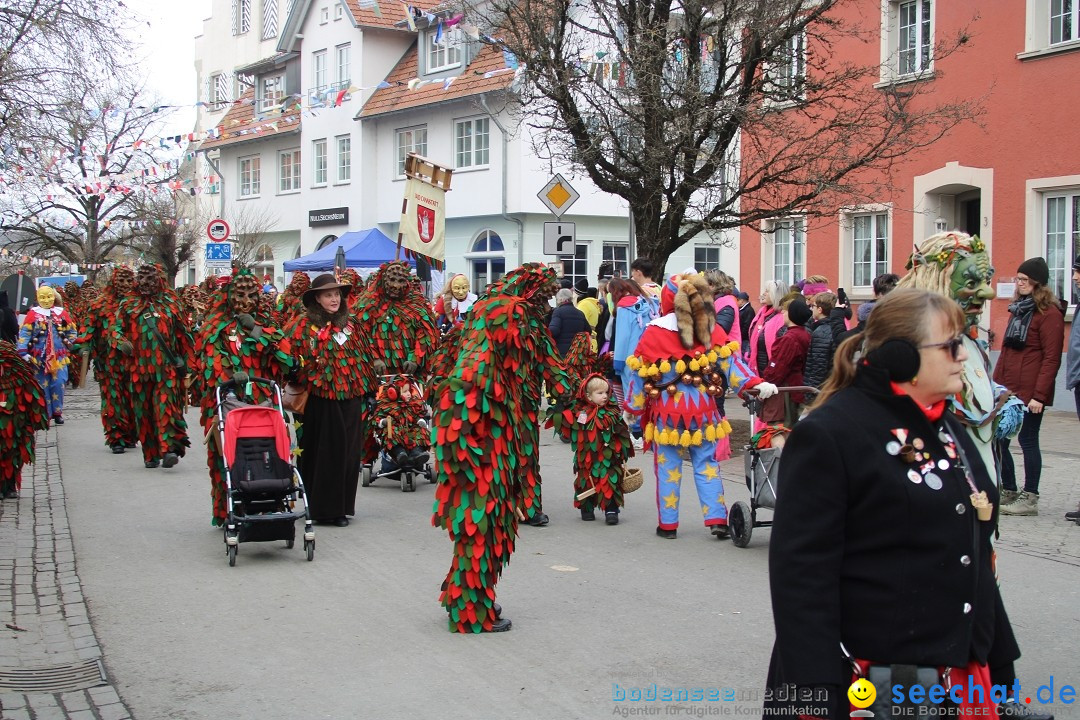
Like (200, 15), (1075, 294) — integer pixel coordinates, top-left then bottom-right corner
(402, 360), (419, 376)
(373, 359), (388, 375)
(417, 419), (428, 429)
(378, 418), (388, 428)
(755, 382), (778, 399)
(116, 340), (133, 356)
(236, 313), (255, 332)
(231, 370), (249, 386)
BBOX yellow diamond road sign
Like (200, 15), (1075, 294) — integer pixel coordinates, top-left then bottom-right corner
(538, 174), (580, 218)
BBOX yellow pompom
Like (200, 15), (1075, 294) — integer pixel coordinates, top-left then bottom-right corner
(638, 367), (650, 377)
(718, 345), (732, 359)
(627, 356), (640, 370)
(644, 423), (654, 442)
(680, 430), (692, 448)
(691, 430), (702, 446)
(707, 351), (719, 363)
(689, 359), (700, 372)
(659, 360), (671, 373)
(722, 418), (733, 434)
(658, 429), (670, 445)
(649, 364), (661, 377)
(675, 359), (686, 374)
(727, 341), (741, 353)
(705, 425), (717, 442)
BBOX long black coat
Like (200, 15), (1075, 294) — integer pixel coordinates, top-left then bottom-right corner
(764, 366), (1019, 717)
(548, 302), (589, 357)
(803, 318), (834, 388)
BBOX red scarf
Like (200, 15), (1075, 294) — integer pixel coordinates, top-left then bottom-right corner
(890, 382), (946, 421)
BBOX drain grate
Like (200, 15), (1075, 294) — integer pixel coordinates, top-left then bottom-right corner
(0, 659), (106, 692)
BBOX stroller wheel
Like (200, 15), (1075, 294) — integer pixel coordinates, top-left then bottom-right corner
(227, 544), (238, 567)
(305, 538), (315, 561)
(400, 471), (411, 492)
(729, 501), (753, 548)
(286, 538), (294, 549)
(361, 465), (372, 487)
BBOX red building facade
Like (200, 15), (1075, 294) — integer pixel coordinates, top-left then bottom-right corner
(738, 0), (1080, 341)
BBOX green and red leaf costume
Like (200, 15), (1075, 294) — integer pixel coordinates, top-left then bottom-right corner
(0, 341), (49, 495)
(431, 264), (574, 633)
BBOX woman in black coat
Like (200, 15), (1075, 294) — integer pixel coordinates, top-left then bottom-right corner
(548, 287), (589, 357)
(764, 288), (1021, 719)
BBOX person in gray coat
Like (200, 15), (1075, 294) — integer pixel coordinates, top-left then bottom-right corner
(1066, 256), (1080, 522)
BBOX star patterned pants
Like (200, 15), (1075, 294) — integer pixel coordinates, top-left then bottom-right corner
(36, 368), (66, 419)
(653, 439), (727, 530)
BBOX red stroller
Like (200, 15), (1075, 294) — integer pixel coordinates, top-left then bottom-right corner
(216, 377), (314, 566)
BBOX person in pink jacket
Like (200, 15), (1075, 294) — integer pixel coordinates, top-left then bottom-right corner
(747, 279), (787, 376)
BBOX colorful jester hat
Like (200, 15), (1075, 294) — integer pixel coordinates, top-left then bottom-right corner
(0, 340), (50, 471)
(356, 261), (439, 372)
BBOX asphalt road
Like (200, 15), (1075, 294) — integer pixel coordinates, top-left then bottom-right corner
(56, 384), (1080, 720)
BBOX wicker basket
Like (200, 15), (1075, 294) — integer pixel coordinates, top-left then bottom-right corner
(620, 467), (644, 494)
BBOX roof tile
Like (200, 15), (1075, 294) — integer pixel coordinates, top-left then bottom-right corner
(361, 41), (515, 117)
(200, 89), (302, 151)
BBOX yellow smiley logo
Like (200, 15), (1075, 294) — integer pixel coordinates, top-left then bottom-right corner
(848, 678), (876, 709)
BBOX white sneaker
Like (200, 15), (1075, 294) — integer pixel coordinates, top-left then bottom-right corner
(632, 436), (644, 451)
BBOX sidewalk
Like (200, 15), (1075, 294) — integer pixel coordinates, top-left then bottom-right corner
(0, 424), (133, 720)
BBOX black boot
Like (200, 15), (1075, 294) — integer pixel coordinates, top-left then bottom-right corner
(485, 618), (512, 632)
(605, 503), (620, 525)
(580, 506), (595, 521)
(409, 447), (430, 468)
(656, 526), (677, 539)
(524, 512), (549, 527)
(162, 452), (179, 469)
(395, 449), (409, 468)
(111, 444), (125, 454)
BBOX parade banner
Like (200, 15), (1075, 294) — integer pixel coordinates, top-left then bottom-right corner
(398, 176), (446, 264)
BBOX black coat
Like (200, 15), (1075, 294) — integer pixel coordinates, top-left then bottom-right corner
(828, 306), (851, 345)
(548, 303), (589, 357)
(738, 302), (755, 347)
(803, 318), (834, 388)
(764, 366), (1019, 717)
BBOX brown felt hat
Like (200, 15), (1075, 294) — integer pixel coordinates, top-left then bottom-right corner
(302, 273), (352, 308)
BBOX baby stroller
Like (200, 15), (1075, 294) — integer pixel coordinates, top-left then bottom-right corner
(728, 386), (817, 548)
(215, 377), (314, 566)
(360, 374), (434, 493)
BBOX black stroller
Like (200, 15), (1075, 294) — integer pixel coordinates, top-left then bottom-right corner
(729, 386), (817, 548)
(215, 378), (314, 566)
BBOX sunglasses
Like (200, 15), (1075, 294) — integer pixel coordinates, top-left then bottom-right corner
(919, 335), (964, 360)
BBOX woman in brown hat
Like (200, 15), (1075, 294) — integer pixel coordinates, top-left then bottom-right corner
(281, 273), (376, 526)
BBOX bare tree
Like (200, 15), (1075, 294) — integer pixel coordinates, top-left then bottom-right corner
(470, 0), (980, 276)
(0, 0), (134, 145)
(129, 192), (203, 285)
(0, 79), (183, 282)
(225, 203), (281, 268)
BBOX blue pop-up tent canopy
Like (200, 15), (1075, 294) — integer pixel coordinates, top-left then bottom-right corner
(282, 228), (417, 271)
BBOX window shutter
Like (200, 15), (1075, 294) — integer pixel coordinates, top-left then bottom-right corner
(262, 0), (278, 39)
(241, 0), (252, 33)
(215, 74), (229, 103)
(231, 0), (238, 35)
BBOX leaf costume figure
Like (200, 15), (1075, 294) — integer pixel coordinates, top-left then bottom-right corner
(278, 271), (311, 327)
(0, 341), (49, 497)
(428, 323), (463, 395)
(338, 268), (365, 310)
(431, 263), (574, 633)
(76, 268), (137, 451)
(111, 265), (193, 469)
(354, 261), (439, 376)
(16, 285), (77, 423)
(193, 269), (293, 525)
(624, 273), (767, 538)
(280, 274), (375, 524)
(373, 378), (431, 470)
(550, 374), (634, 524)
(563, 331), (597, 381)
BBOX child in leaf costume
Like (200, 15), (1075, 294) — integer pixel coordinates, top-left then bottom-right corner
(550, 374), (634, 525)
(373, 378), (431, 470)
(77, 268), (137, 452)
(0, 341), (50, 498)
(193, 269), (293, 525)
(431, 264), (574, 633)
(111, 265), (193, 469)
(17, 285), (77, 424)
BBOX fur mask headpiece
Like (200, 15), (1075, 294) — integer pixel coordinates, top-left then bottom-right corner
(669, 273), (716, 349)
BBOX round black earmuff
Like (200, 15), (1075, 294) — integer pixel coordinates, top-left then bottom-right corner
(865, 338), (921, 383)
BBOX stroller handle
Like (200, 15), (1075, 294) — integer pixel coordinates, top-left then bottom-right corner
(219, 375), (280, 391)
(744, 385), (819, 397)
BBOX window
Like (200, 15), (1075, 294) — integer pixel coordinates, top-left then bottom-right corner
(335, 44), (351, 88)
(897, 0), (932, 76)
(694, 246), (722, 272)
(313, 50), (327, 92)
(1051, 0), (1079, 44)
(768, 31), (805, 101)
(259, 74), (284, 111)
(231, 0), (252, 34)
(279, 149), (301, 193)
(454, 117), (490, 169)
(335, 2), (343, 19)
(468, 230), (506, 290)
(602, 243), (629, 278)
(336, 135), (351, 183)
(239, 155), (261, 197)
(427, 27), (462, 73)
(319, 6), (328, 23)
(1045, 192), (1080, 303)
(254, 243), (275, 279)
(561, 244), (589, 290)
(261, 0), (278, 39)
(851, 213), (890, 288)
(769, 218), (805, 286)
(395, 126), (428, 176)
(234, 73), (254, 100)
(208, 73), (229, 105)
(312, 139), (327, 186)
